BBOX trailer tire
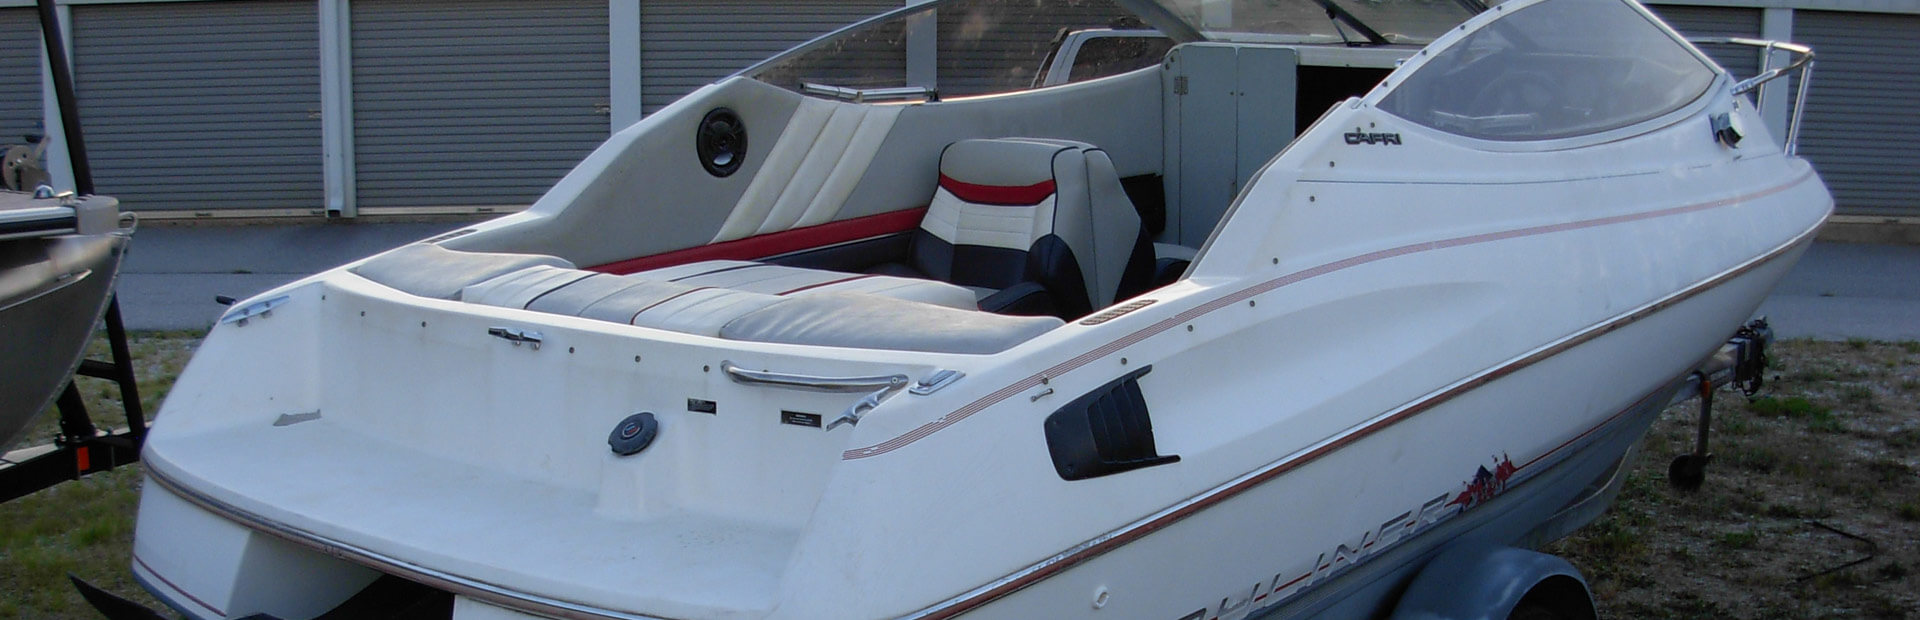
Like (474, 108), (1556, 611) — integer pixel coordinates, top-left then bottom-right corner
(1389, 544), (1595, 620)
(1509, 602), (1563, 620)
(1507, 575), (1596, 620)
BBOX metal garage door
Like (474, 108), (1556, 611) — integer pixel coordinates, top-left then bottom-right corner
(1, 8), (40, 150)
(640, 0), (900, 114)
(1646, 4), (1762, 80)
(71, 1), (322, 212)
(352, 0), (609, 210)
(1792, 11), (1920, 218)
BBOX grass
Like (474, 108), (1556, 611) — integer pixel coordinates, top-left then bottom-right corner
(1, 330), (198, 619)
(1547, 339), (1920, 618)
(3, 335), (1917, 618)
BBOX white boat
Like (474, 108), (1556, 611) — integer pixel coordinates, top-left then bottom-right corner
(125, 0), (1831, 618)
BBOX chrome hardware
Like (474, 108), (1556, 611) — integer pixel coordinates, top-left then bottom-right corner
(721, 361), (911, 431)
(220, 294), (291, 326)
(909, 369), (964, 395)
(720, 361), (908, 393)
(800, 83), (937, 103)
(826, 383), (908, 432)
(1689, 37), (1814, 155)
(487, 326), (543, 350)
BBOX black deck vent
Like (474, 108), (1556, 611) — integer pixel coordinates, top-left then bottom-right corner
(1044, 366), (1179, 481)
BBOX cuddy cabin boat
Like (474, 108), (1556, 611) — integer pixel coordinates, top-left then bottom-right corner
(1, 189), (125, 451)
(126, 0), (1831, 618)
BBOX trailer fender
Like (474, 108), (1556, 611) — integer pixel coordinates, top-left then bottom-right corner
(1388, 544), (1595, 620)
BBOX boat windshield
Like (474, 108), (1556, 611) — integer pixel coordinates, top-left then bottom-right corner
(1135, 0), (1477, 45)
(744, 0), (1477, 101)
(746, 0), (1155, 101)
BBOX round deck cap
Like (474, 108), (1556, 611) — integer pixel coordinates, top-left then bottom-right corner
(608, 412), (659, 456)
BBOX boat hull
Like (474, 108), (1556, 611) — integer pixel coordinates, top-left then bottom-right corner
(0, 233), (127, 449)
(121, 1), (1836, 614)
(926, 221), (1815, 620)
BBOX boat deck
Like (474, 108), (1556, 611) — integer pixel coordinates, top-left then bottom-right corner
(145, 417), (793, 620)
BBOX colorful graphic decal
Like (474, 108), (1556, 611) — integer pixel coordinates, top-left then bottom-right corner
(1448, 454), (1518, 511)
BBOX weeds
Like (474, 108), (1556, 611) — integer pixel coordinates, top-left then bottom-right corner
(1553, 339), (1920, 618)
(1716, 528), (1759, 549)
(1748, 396), (1826, 418)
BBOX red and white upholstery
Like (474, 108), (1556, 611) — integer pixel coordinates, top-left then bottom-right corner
(877, 138), (1153, 318)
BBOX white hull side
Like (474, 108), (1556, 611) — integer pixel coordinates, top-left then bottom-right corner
(962, 232), (1812, 620)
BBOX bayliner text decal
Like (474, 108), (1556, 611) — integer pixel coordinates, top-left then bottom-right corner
(1173, 455), (1520, 620)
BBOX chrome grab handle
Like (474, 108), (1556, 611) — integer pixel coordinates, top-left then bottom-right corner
(720, 361), (908, 393)
(721, 361), (926, 431)
(1688, 37), (1815, 155)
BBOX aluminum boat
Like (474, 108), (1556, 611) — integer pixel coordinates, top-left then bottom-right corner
(0, 190), (125, 451)
(126, 0), (1831, 618)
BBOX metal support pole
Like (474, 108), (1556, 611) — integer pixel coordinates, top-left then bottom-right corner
(34, 0), (91, 195)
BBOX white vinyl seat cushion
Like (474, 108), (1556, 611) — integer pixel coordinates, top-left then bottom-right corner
(463, 267), (787, 337)
(719, 292), (1063, 355)
(632, 260), (977, 310)
(350, 244), (574, 300)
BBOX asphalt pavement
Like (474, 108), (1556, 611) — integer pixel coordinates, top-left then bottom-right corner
(112, 221), (1920, 342)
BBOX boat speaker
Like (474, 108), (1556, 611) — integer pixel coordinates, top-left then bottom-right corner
(696, 108), (747, 177)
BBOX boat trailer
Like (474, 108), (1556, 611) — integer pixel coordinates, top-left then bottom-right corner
(1667, 318), (1772, 491)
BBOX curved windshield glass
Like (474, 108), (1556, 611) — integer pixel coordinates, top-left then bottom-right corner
(746, 0), (1478, 100)
(747, 0), (1143, 100)
(1378, 0), (1715, 141)
(1146, 0), (1475, 44)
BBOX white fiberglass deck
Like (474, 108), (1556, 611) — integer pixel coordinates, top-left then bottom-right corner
(146, 417), (792, 620)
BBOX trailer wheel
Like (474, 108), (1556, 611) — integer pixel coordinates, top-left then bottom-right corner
(1507, 575), (1595, 620)
(1509, 601), (1564, 620)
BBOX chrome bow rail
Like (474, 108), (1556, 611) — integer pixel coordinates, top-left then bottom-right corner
(1691, 37), (1816, 155)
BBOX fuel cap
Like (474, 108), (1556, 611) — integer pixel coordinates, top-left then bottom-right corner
(608, 412), (659, 456)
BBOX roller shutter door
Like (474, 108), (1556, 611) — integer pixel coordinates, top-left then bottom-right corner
(1646, 4), (1761, 80)
(352, 0), (609, 210)
(71, 1), (321, 212)
(640, 0), (900, 114)
(1791, 11), (1920, 218)
(1, 8), (40, 150)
